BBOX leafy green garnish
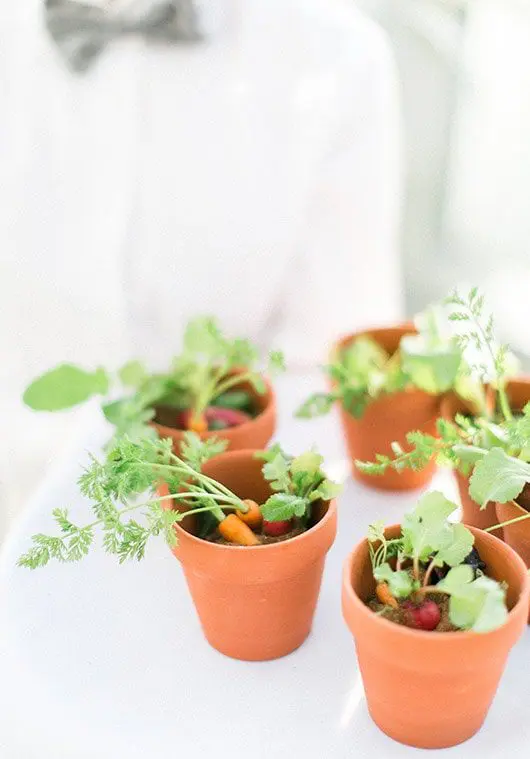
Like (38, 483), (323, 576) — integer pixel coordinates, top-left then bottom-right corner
(258, 445), (341, 523)
(469, 447), (530, 507)
(23, 365), (109, 411)
(17, 434), (241, 569)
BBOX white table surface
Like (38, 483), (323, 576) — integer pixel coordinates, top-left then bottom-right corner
(1, 375), (528, 759)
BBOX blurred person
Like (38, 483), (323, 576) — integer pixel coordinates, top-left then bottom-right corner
(0, 0), (402, 532)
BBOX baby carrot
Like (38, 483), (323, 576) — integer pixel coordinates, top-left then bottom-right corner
(236, 499), (263, 530)
(188, 413), (208, 434)
(376, 582), (398, 609)
(218, 514), (260, 546)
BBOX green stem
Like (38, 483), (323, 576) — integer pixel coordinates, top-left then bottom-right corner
(177, 504), (225, 522)
(484, 511), (530, 533)
(193, 363), (230, 416)
(469, 307), (512, 423)
(413, 556), (420, 583)
(211, 371), (258, 399)
(423, 558), (436, 587)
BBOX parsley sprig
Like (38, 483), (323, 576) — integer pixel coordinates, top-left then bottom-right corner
(256, 445), (342, 523)
(17, 434), (249, 569)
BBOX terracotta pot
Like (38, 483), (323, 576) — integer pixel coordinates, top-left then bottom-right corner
(453, 469), (501, 536)
(333, 325), (439, 491)
(495, 499), (530, 622)
(151, 374), (276, 454)
(442, 379), (530, 535)
(170, 449), (338, 661)
(342, 524), (529, 749)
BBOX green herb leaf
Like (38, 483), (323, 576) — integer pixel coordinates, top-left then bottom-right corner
(262, 451), (292, 492)
(118, 360), (147, 388)
(291, 450), (324, 475)
(373, 563), (415, 599)
(268, 350), (286, 374)
(260, 493), (308, 522)
(295, 392), (336, 419)
(367, 520), (386, 543)
(23, 364), (109, 411)
(438, 566), (508, 633)
(401, 491), (459, 561)
(469, 447), (530, 506)
(308, 479), (342, 502)
(433, 523), (474, 567)
(180, 432), (228, 471)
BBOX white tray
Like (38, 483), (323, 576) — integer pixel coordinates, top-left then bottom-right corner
(1, 376), (528, 758)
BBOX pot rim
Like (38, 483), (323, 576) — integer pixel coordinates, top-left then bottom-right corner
(331, 322), (416, 360)
(151, 372), (275, 439)
(173, 448), (337, 553)
(342, 523), (530, 642)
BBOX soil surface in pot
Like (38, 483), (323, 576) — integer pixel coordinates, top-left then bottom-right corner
(206, 524), (306, 546)
(200, 501), (327, 547)
(366, 548), (486, 632)
(368, 593), (458, 632)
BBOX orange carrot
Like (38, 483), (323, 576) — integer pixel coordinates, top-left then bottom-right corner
(188, 413), (208, 434)
(376, 582), (398, 609)
(218, 514), (260, 546)
(236, 499), (263, 530)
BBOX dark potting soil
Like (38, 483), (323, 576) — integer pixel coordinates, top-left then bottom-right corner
(368, 593), (458, 632)
(206, 525), (306, 546)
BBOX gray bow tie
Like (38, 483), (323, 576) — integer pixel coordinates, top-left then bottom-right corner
(45, 0), (203, 72)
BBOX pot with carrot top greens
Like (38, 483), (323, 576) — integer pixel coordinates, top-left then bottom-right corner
(18, 435), (340, 661)
(23, 315), (284, 453)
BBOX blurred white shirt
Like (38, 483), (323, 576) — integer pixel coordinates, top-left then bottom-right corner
(0, 0), (402, 532)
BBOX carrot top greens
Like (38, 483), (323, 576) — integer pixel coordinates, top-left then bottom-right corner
(18, 437), (341, 569)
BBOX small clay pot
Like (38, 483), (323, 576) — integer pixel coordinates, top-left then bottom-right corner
(333, 325), (439, 491)
(151, 374), (276, 454)
(441, 379), (530, 535)
(342, 524), (529, 749)
(170, 449), (338, 661)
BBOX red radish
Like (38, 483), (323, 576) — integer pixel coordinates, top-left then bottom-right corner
(403, 600), (441, 631)
(263, 519), (292, 537)
(205, 406), (251, 428)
